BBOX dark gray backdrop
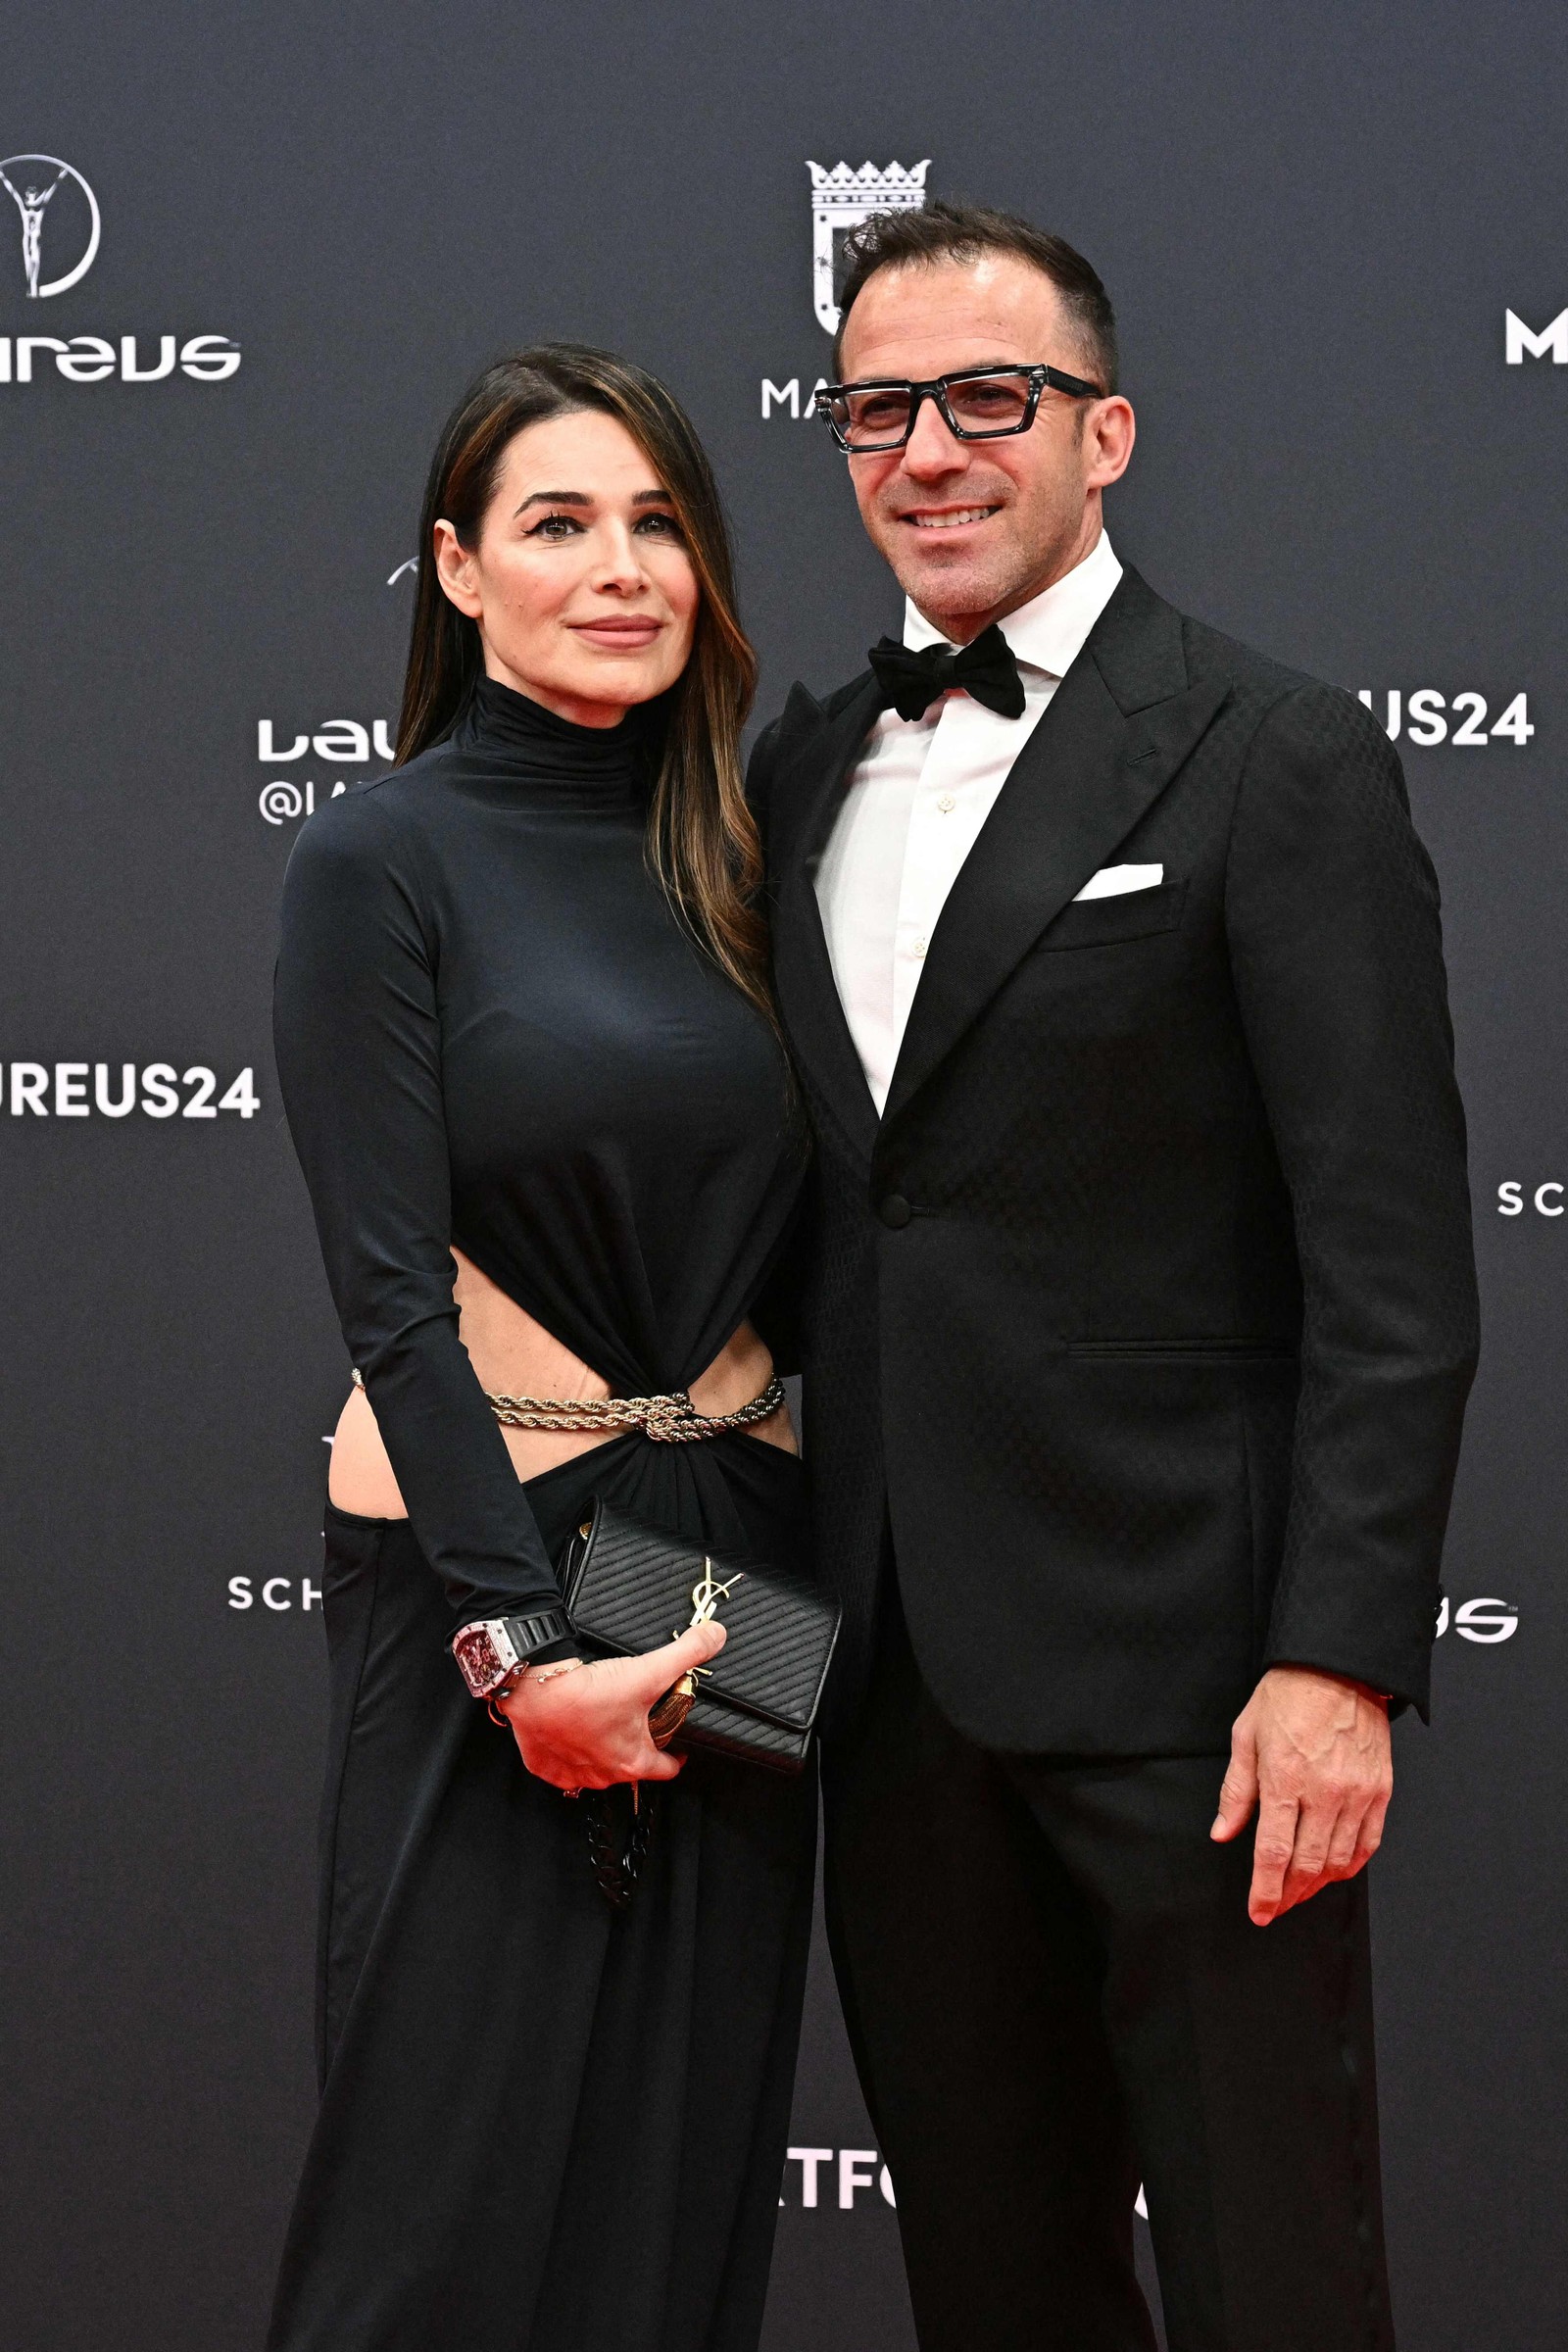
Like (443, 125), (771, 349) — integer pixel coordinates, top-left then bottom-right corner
(2, 5), (1563, 2347)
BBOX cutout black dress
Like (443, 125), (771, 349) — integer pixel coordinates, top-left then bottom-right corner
(267, 678), (815, 2352)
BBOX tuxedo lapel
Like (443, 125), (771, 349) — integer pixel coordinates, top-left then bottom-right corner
(880, 571), (1232, 1132)
(770, 677), (884, 1164)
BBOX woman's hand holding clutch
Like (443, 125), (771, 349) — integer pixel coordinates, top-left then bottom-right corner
(497, 1621), (728, 1790)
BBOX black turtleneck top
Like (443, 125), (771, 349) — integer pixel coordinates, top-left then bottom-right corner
(272, 677), (805, 1624)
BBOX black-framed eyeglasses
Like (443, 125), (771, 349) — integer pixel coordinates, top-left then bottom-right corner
(812, 363), (1105, 453)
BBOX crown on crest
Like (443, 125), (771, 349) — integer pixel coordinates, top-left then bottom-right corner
(807, 160), (931, 214)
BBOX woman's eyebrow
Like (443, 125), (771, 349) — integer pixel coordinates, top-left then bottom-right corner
(512, 488), (672, 513)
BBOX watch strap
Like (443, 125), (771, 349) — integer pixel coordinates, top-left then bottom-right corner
(499, 1607), (573, 1661)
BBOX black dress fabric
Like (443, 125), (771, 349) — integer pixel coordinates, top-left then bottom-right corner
(272, 675), (806, 1627)
(267, 679), (816, 2352)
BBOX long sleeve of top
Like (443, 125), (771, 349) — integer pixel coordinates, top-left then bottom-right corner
(273, 788), (564, 1624)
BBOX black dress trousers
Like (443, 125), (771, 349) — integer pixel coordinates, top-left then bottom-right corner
(822, 1587), (1394, 2352)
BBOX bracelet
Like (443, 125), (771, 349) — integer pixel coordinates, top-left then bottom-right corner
(486, 1655), (587, 1726)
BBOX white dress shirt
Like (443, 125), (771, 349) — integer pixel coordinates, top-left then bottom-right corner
(815, 531), (1124, 1114)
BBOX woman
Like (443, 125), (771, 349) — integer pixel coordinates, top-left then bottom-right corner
(268, 347), (814, 2352)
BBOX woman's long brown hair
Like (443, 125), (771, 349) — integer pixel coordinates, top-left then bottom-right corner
(397, 346), (770, 1023)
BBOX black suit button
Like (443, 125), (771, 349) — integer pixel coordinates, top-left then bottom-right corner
(878, 1193), (912, 1229)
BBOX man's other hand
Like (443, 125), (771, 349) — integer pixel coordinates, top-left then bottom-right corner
(1210, 1665), (1393, 1925)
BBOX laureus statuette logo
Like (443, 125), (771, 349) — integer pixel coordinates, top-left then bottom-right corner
(807, 159), (930, 333)
(0, 155), (100, 298)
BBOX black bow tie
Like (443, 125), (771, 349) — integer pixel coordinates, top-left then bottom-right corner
(866, 623), (1026, 722)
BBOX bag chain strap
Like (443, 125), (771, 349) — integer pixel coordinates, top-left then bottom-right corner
(581, 1788), (658, 1909)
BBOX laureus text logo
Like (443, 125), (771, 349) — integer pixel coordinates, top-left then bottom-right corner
(0, 153), (240, 389)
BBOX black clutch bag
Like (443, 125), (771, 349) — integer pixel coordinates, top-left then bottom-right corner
(557, 1497), (841, 1774)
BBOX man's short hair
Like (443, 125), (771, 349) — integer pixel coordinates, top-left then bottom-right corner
(833, 199), (1119, 394)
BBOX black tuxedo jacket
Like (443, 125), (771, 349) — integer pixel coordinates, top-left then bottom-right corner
(751, 567), (1479, 1754)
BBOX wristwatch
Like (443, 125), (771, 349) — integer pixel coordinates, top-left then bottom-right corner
(451, 1608), (573, 1701)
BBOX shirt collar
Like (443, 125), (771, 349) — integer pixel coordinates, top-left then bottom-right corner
(903, 530), (1123, 680)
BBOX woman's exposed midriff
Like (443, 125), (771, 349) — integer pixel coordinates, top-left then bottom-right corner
(327, 1245), (796, 1517)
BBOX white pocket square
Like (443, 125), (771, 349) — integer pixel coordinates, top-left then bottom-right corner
(1072, 863), (1163, 902)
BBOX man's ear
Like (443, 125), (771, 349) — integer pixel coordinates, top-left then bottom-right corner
(1086, 397), (1136, 492)
(431, 519), (483, 619)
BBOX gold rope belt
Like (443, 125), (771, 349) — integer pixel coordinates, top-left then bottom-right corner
(352, 1367), (786, 1446)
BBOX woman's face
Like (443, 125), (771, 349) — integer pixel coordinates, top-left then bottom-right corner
(433, 409), (701, 728)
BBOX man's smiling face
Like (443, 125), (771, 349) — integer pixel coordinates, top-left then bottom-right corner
(837, 253), (1134, 643)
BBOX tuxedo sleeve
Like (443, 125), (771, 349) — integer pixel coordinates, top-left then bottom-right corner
(1223, 683), (1479, 1716)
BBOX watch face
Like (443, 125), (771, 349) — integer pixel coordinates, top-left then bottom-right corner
(453, 1624), (505, 1696)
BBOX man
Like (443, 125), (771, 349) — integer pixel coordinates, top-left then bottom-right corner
(749, 202), (1478, 2351)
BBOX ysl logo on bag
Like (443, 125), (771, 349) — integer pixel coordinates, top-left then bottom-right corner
(686, 1561), (743, 1628)
(648, 1560), (744, 1748)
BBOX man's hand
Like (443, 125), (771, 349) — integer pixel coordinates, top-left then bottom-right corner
(1210, 1665), (1393, 1925)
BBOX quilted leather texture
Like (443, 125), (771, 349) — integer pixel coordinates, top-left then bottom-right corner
(561, 1500), (841, 1745)
(680, 1690), (810, 1771)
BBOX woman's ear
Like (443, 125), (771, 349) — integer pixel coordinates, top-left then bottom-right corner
(432, 519), (483, 619)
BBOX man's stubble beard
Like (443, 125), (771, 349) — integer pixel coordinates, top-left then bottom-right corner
(885, 499), (1088, 636)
